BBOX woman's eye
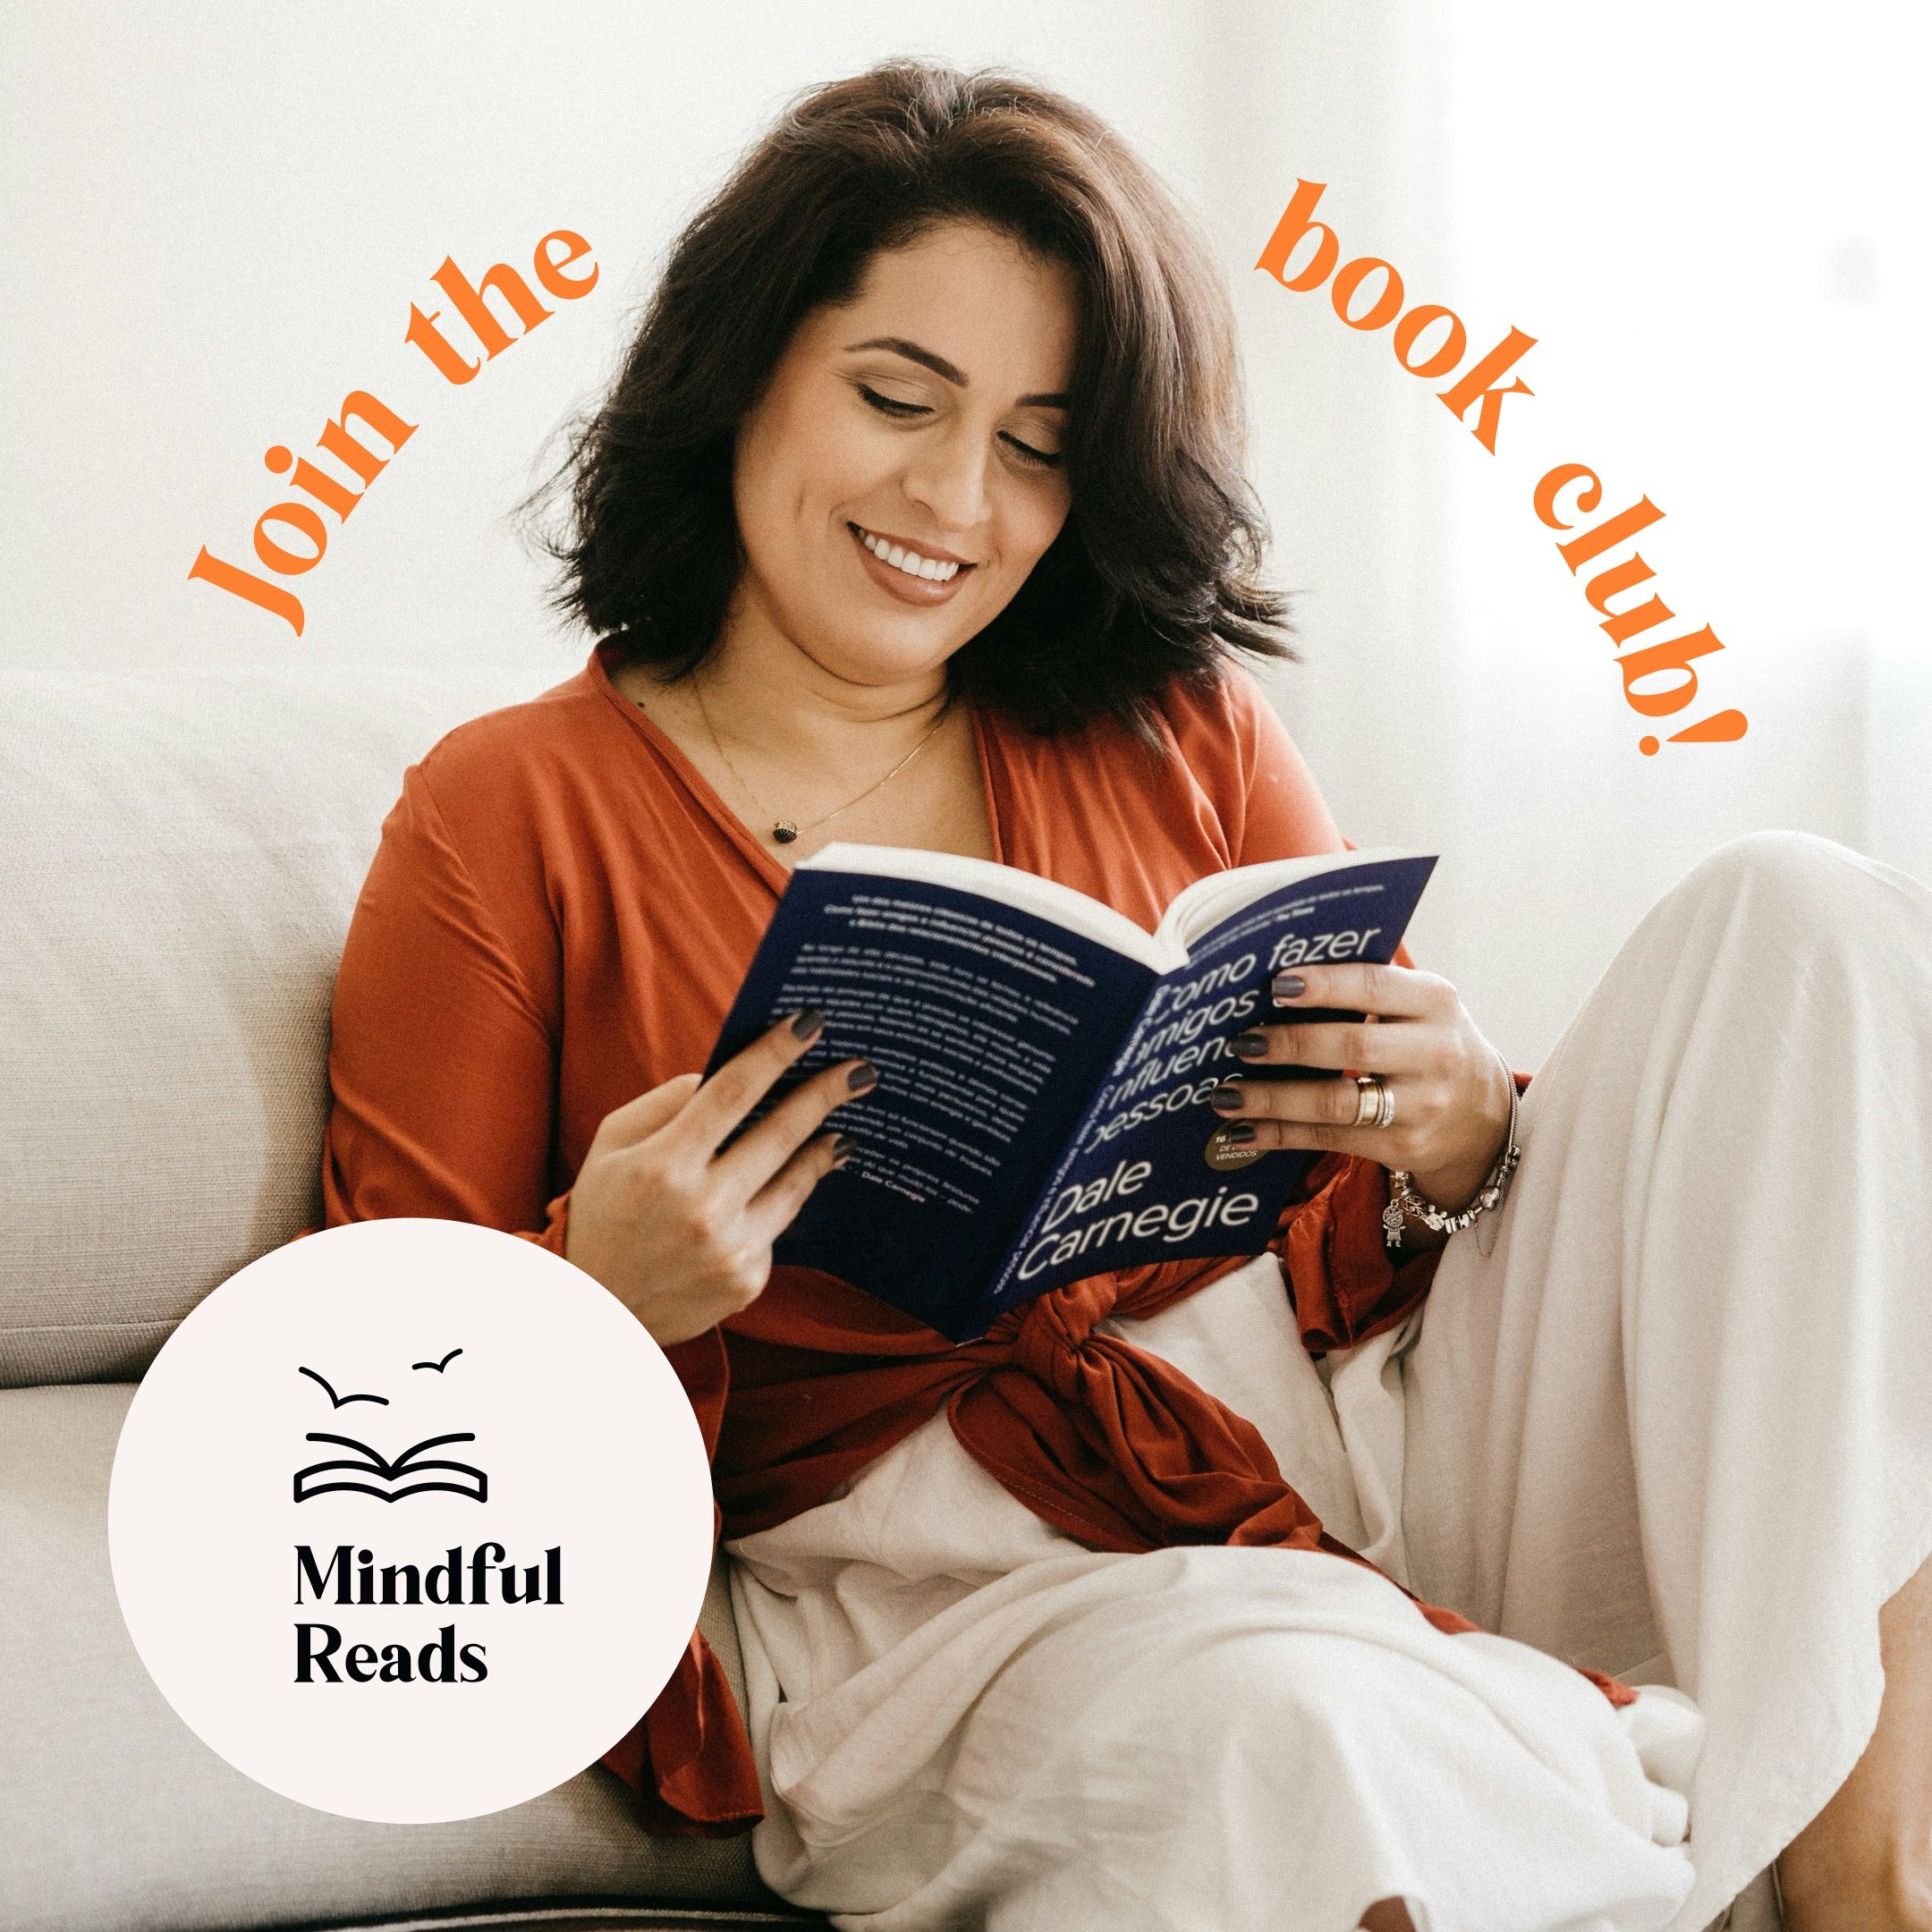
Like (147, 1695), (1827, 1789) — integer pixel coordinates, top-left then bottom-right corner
(856, 383), (928, 419)
(1002, 433), (1063, 470)
(856, 383), (1063, 470)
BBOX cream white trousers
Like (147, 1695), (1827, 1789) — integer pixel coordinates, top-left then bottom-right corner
(726, 831), (1932, 1932)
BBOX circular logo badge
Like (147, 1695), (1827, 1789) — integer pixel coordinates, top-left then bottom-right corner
(107, 1218), (714, 1823)
(1203, 1123), (1263, 1170)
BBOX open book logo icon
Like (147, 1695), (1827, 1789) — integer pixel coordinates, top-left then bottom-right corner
(293, 1431), (488, 1504)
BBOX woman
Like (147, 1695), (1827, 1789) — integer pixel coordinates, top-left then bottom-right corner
(322, 57), (1932, 1932)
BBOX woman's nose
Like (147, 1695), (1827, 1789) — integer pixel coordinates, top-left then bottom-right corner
(901, 425), (993, 534)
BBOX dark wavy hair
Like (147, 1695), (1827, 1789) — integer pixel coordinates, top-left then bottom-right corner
(520, 56), (1293, 742)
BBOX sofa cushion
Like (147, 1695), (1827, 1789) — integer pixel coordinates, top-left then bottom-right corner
(0, 664), (547, 1385)
(0, 1381), (805, 1932)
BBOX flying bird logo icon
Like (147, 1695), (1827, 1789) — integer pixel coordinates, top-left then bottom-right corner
(297, 1367), (387, 1409)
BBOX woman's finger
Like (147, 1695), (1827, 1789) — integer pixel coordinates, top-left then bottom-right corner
(1205, 1067), (1472, 1176)
(711, 1054), (878, 1198)
(740, 1128), (851, 1247)
(586, 1071), (705, 1153)
(666, 1007), (832, 1157)
(1270, 961), (1455, 1021)
(1209, 1071), (1423, 1131)
(1227, 1019), (1444, 1075)
(1210, 1114), (1409, 1165)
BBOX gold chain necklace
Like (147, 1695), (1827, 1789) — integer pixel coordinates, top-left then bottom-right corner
(691, 674), (955, 846)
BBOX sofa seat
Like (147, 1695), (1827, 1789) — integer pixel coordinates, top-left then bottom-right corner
(0, 1381), (824, 1932)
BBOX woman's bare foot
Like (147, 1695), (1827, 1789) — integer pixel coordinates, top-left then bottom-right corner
(1776, 1551), (1932, 1932)
(1352, 1545), (1932, 1932)
(1359, 1899), (1416, 1932)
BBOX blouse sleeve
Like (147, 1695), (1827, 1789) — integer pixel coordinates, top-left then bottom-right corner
(320, 754), (762, 1836)
(322, 758), (567, 1248)
(1205, 665), (1448, 1353)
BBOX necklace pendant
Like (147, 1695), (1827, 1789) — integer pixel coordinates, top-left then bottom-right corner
(771, 820), (800, 844)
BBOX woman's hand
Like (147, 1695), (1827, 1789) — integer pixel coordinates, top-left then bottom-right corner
(1208, 964), (1513, 1224)
(564, 1007), (875, 1347)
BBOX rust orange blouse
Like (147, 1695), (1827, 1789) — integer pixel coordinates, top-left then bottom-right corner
(321, 641), (1625, 1837)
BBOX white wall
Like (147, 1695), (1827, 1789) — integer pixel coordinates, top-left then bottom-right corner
(0, 0), (1238, 684)
(4, 0), (1924, 1065)
(1419, 0), (1932, 1063)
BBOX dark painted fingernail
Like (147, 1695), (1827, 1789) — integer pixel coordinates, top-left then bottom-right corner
(830, 1132), (855, 1164)
(1272, 973), (1305, 1003)
(1230, 1031), (1269, 1059)
(1219, 1121), (1258, 1144)
(846, 1060), (880, 1092)
(791, 1005), (826, 1040)
(1208, 1082), (1245, 1114)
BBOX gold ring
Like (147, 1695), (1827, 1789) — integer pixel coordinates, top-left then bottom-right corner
(1353, 1074), (1384, 1129)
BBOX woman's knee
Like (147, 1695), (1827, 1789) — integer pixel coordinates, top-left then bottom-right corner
(1681, 827), (1863, 902)
(1661, 829), (1930, 953)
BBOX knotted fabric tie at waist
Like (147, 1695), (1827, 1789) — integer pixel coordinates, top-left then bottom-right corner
(716, 1250), (1639, 1711)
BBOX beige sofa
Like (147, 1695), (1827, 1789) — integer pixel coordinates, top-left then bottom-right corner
(0, 663), (825, 1932)
(0, 662), (1780, 1932)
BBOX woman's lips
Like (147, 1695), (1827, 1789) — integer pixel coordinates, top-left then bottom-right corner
(848, 522), (975, 606)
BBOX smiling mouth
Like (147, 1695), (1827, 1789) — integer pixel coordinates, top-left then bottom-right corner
(849, 521), (975, 583)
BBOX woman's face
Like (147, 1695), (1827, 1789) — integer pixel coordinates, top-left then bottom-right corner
(727, 219), (1079, 692)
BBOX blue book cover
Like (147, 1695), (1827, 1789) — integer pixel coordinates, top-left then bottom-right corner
(704, 844), (1437, 1342)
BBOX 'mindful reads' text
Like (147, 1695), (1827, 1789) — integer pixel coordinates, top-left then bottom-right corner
(291, 1541), (563, 1685)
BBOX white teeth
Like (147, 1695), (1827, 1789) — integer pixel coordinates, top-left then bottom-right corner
(857, 526), (960, 581)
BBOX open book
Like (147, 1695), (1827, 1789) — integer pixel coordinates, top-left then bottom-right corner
(292, 1432), (488, 1504)
(704, 843), (1436, 1342)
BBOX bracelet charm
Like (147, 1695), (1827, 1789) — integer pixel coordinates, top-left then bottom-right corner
(1383, 1050), (1521, 1251)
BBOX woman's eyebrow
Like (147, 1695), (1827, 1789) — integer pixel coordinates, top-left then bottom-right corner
(841, 335), (1070, 409)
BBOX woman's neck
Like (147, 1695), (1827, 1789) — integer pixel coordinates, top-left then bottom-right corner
(687, 634), (952, 780)
(610, 624), (993, 869)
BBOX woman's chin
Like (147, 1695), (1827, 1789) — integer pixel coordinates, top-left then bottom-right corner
(801, 629), (966, 691)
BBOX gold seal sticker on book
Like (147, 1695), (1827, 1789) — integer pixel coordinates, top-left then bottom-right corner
(1204, 1125), (1262, 1171)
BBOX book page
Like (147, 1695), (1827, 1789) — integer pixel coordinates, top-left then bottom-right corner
(803, 841), (1170, 967)
(1153, 844), (1428, 953)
